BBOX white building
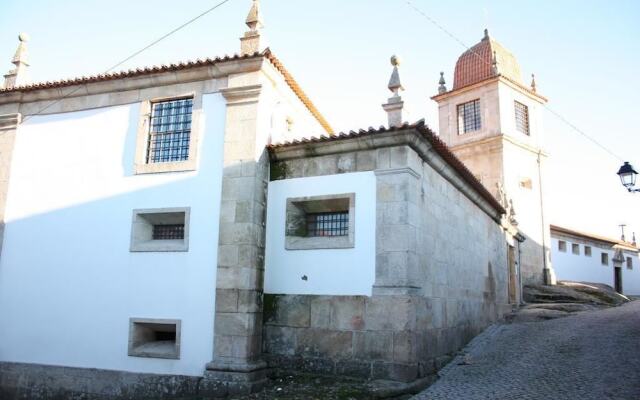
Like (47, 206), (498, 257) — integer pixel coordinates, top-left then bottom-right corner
(550, 225), (640, 295)
(0, 2), (550, 399)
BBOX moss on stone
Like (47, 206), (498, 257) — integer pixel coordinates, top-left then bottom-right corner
(270, 162), (288, 181)
(263, 294), (279, 322)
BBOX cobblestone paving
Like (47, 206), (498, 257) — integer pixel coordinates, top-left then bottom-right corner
(414, 301), (640, 400)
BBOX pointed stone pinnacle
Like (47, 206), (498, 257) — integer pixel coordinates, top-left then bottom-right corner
(531, 73), (537, 92)
(388, 55), (404, 96)
(245, 0), (263, 31)
(4, 33), (30, 88)
(438, 72), (447, 94)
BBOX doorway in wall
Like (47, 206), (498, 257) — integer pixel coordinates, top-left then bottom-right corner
(507, 245), (517, 304)
(614, 267), (623, 294)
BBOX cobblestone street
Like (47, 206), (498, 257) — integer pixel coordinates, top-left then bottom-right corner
(414, 301), (640, 400)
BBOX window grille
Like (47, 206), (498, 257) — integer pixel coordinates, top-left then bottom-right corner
(558, 241), (566, 252)
(147, 98), (193, 163)
(601, 253), (609, 266)
(584, 246), (592, 256)
(457, 99), (481, 134)
(514, 101), (530, 135)
(627, 257), (633, 269)
(152, 224), (185, 240)
(306, 212), (349, 237)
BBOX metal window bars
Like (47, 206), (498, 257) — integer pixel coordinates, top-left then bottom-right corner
(147, 98), (193, 163)
(152, 224), (185, 240)
(515, 101), (530, 135)
(457, 99), (481, 134)
(306, 212), (349, 237)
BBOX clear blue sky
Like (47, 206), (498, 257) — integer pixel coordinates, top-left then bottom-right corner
(1, 0), (639, 240)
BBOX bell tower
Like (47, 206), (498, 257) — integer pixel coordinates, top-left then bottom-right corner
(432, 29), (555, 285)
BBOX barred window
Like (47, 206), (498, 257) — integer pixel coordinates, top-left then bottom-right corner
(147, 98), (193, 163)
(457, 99), (481, 134)
(306, 212), (349, 237)
(627, 257), (633, 269)
(601, 253), (609, 266)
(152, 224), (185, 240)
(515, 101), (530, 135)
(558, 240), (566, 252)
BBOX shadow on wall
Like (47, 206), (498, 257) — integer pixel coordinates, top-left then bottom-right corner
(0, 101), (234, 378)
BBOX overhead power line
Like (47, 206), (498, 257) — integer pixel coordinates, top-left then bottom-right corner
(401, 0), (625, 163)
(21, 0), (235, 124)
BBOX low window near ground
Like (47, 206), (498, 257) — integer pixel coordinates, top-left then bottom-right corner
(285, 193), (355, 250)
(584, 246), (592, 256)
(558, 241), (567, 252)
(128, 318), (181, 359)
(130, 207), (190, 252)
(601, 252), (609, 266)
(572, 243), (580, 255)
(627, 257), (633, 269)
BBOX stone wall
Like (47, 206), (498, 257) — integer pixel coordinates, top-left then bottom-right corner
(265, 129), (511, 382)
(0, 113), (19, 259)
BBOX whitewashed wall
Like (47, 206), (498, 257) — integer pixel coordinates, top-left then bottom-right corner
(264, 172), (376, 296)
(551, 236), (640, 295)
(0, 93), (226, 376)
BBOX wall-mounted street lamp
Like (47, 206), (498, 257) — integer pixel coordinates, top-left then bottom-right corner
(617, 162), (640, 193)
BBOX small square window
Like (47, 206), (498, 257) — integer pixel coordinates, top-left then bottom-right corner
(128, 318), (181, 359)
(130, 208), (190, 252)
(515, 101), (530, 135)
(572, 243), (580, 255)
(558, 241), (567, 252)
(627, 257), (633, 269)
(285, 193), (355, 250)
(457, 99), (481, 134)
(584, 246), (592, 257)
(601, 252), (609, 266)
(147, 98), (193, 164)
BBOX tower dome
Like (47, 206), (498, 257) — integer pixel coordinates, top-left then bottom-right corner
(453, 29), (522, 90)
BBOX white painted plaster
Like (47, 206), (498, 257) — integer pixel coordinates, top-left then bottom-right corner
(0, 93), (226, 376)
(265, 172), (376, 296)
(551, 236), (640, 295)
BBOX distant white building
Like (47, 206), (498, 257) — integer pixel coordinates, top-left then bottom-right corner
(550, 225), (640, 295)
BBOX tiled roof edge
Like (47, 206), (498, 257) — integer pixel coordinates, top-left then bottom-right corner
(268, 120), (505, 214)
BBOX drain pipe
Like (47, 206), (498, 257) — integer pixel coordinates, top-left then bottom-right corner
(515, 232), (526, 305)
(537, 150), (552, 285)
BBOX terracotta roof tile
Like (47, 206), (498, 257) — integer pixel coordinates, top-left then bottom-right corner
(269, 120), (505, 214)
(550, 225), (639, 251)
(0, 49), (334, 134)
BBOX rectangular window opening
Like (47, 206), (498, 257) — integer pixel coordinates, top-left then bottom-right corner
(585, 246), (592, 257)
(627, 257), (633, 269)
(558, 241), (567, 252)
(515, 101), (530, 135)
(130, 208), (190, 252)
(572, 243), (580, 255)
(128, 319), (181, 360)
(457, 99), (481, 134)
(147, 98), (193, 164)
(601, 252), (609, 266)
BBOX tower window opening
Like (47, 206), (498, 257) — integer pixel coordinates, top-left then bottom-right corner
(515, 101), (530, 135)
(457, 99), (481, 134)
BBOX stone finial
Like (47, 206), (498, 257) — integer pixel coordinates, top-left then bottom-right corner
(240, 0), (264, 56)
(438, 72), (447, 94)
(491, 50), (498, 76)
(3, 33), (30, 89)
(531, 73), (537, 92)
(388, 55), (404, 96)
(382, 55), (405, 128)
(633, 232), (637, 247)
(483, 28), (490, 41)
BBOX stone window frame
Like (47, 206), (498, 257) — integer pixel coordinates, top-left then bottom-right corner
(130, 207), (191, 252)
(558, 240), (567, 252)
(134, 92), (202, 174)
(571, 243), (580, 255)
(584, 246), (592, 257)
(285, 193), (355, 250)
(128, 318), (181, 360)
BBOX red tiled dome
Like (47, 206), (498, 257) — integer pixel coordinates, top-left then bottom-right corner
(453, 30), (522, 90)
